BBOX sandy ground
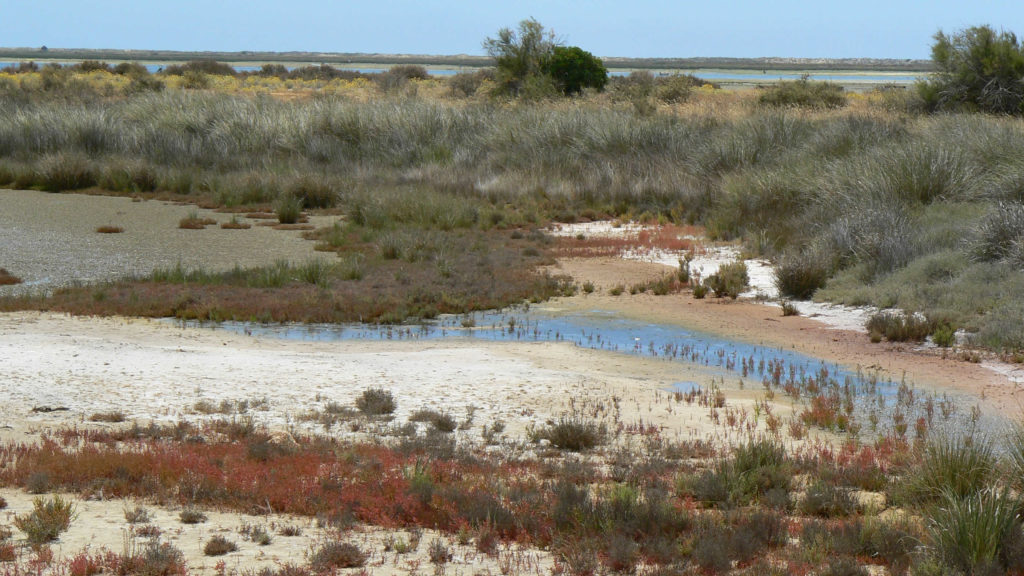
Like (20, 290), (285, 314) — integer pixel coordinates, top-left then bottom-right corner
(0, 189), (335, 296)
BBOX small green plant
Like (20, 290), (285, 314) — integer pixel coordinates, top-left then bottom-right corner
(692, 283), (708, 299)
(355, 388), (396, 416)
(781, 301), (799, 316)
(609, 283), (624, 296)
(409, 409), (457, 433)
(581, 280), (595, 294)
(13, 496), (76, 544)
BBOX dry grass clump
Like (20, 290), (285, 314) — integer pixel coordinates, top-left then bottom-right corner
(309, 541), (366, 570)
(95, 225), (124, 234)
(89, 410), (126, 423)
(178, 210), (217, 230)
(0, 268), (22, 286)
(355, 388), (396, 416)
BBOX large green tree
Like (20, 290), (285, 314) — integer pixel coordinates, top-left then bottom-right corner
(483, 18), (557, 96)
(483, 19), (607, 98)
(919, 25), (1024, 114)
(546, 46), (608, 95)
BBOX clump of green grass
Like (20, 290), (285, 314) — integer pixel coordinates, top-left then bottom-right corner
(13, 496), (76, 544)
(926, 488), (1024, 575)
(274, 194), (303, 225)
(34, 152), (97, 192)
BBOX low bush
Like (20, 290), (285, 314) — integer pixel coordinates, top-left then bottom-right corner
(203, 535), (238, 556)
(409, 409), (457, 433)
(866, 310), (933, 343)
(123, 504), (150, 524)
(537, 417), (607, 451)
(759, 77), (847, 109)
(35, 153), (97, 192)
(179, 507), (207, 524)
(705, 260), (749, 299)
(309, 541), (366, 570)
(799, 481), (857, 518)
(13, 495), (76, 544)
(775, 250), (829, 299)
(355, 388), (396, 416)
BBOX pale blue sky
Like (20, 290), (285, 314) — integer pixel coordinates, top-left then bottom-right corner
(5, 1), (1023, 59)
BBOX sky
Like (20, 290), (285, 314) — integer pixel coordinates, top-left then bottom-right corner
(4, 1), (1024, 60)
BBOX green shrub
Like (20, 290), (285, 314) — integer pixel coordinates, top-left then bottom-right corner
(355, 388), (396, 416)
(931, 324), (955, 347)
(409, 409), (457, 433)
(775, 251), (829, 300)
(705, 260), (749, 299)
(13, 496), (75, 544)
(758, 77), (847, 109)
(920, 25), (1024, 114)
(865, 311), (933, 343)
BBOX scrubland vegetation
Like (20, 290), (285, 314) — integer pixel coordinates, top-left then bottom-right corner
(0, 57), (1021, 351)
(2, 24), (1024, 573)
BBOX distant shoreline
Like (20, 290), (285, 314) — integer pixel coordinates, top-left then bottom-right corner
(0, 46), (933, 73)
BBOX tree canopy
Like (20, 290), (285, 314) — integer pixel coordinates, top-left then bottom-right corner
(546, 46), (608, 95)
(919, 25), (1024, 114)
(483, 19), (607, 98)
